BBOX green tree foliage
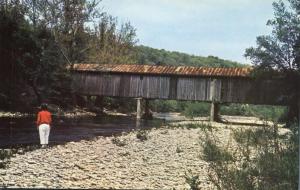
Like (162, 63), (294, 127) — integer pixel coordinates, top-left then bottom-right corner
(245, 0), (300, 122)
(23, 0), (101, 66)
(87, 14), (138, 64)
(136, 45), (245, 67)
(0, 2), (72, 110)
(0, 3), (32, 109)
(0, 0), (102, 110)
(203, 123), (298, 190)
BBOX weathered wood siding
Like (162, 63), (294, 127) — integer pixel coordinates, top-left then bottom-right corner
(73, 72), (284, 105)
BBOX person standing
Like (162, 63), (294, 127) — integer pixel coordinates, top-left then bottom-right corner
(36, 103), (52, 148)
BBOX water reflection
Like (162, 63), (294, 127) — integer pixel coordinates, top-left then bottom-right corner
(0, 115), (164, 148)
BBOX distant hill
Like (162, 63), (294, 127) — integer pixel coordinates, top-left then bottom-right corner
(135, 45), (246, 68)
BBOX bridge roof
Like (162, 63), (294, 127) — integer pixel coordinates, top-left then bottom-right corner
(73, 64), (253, 77)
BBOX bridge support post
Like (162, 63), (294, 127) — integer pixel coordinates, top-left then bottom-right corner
(95, 96), (104, 114)
(136, 98), (143, 119)
(210, 102), (220, 122)
(210, 78), (220, 122)
(143, 99), (153, 119)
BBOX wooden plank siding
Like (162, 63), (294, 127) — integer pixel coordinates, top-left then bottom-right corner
(72, 72), (285, 105)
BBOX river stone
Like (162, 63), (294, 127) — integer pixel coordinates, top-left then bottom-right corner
(0, 120), (287, 189)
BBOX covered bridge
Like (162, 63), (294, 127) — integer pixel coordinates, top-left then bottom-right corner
(72, 64), (285, 120)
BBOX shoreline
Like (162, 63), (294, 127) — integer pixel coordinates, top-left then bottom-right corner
(0, 118), (290, 189)
(0, 126), (213, 189)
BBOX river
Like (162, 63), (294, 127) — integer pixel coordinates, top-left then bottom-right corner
(0, 115), (165, 148)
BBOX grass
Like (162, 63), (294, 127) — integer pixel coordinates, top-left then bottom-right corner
(202, 122), (298, 190)
(202, 138), (234, 162)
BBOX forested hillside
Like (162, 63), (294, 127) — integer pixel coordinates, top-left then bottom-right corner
(136, 45), (245, 67)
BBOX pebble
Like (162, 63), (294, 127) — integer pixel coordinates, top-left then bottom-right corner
(1, 120), (284, 189)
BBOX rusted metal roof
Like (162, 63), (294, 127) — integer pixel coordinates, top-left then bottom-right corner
(72, 64), (253, 77)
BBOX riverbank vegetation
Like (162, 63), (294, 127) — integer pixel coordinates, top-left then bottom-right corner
(150, 99), (286, 123)
(201, 122), (298, 190)
(200, 0), (300, 189)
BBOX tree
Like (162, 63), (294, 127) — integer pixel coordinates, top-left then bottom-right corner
(245, 0), (300, 123)
(0, 1), (78, 110)
(21, 0), (101, 66)
(0, 2), (42, 110)
(87, 13), (138, 64)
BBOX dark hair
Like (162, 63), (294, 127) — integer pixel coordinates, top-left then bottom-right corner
(41, 103), (48, 111)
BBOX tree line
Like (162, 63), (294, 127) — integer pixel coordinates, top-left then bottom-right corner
(136, 45), (245, 67)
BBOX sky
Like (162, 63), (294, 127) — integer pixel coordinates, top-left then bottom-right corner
(100, 0), (275, 64)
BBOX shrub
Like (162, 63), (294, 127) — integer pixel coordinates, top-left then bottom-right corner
(203, 123), (298, 190)
(176, 145), (183, 153)
(0, 149), (12, 168)
(111, 137), (127, 147)
(136, 130), (148, 141)
(172, 123), (213, 132)
(183, 102), (210, 118)
(150, 100), (181, 112)
(202, 138), (234, 162)
(185, 170), (201, 190)
(220, 104), (287, 122)
(233, 127), (274, 147)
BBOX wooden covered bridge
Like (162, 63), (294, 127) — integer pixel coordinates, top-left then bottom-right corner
(72, 64), (284, 121)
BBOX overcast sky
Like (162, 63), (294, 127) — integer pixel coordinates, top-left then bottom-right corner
(101, 0), (275, 64)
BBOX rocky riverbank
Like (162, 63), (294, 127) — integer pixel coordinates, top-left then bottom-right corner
(0, 118), (289, 189)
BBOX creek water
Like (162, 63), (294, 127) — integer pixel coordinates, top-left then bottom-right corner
(0, 115), (165, 148)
